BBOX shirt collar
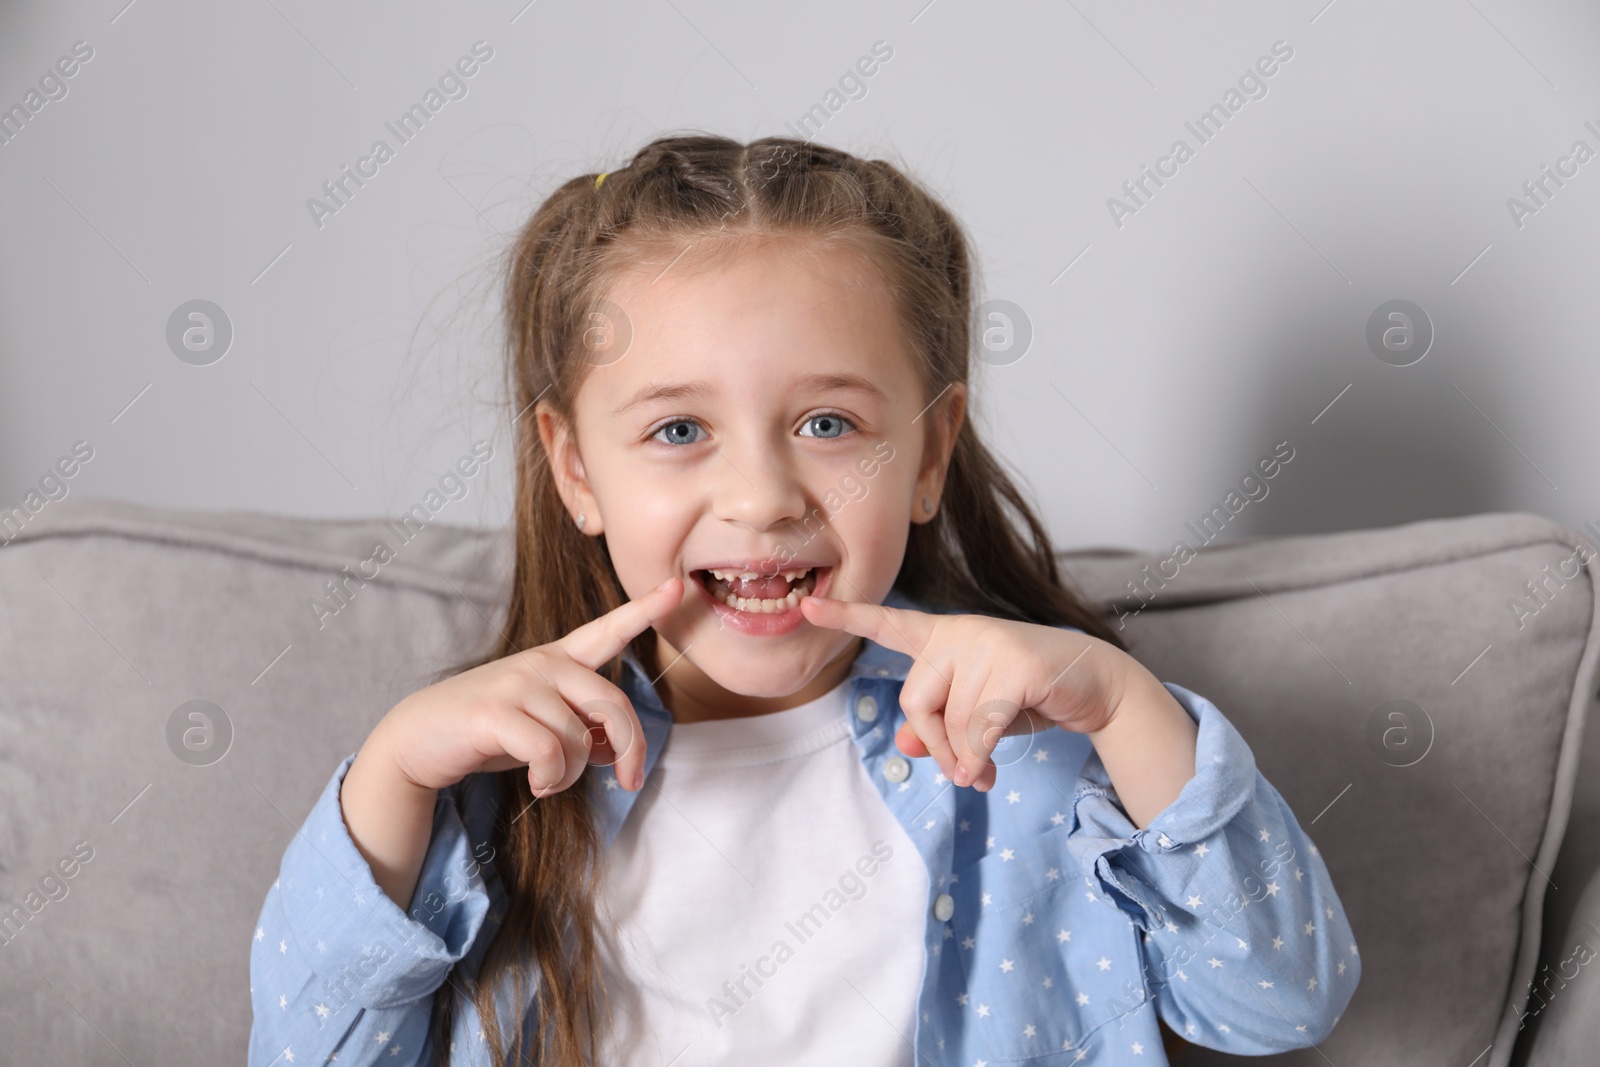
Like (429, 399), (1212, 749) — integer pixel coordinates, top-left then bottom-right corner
(599, 586), (945, 853)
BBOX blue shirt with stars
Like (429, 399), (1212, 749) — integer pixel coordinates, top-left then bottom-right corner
(249, 588), (1360, 1065)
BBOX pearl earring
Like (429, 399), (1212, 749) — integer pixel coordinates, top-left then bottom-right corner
(575, 512), (586, 530)
(922, 496), (934, 514)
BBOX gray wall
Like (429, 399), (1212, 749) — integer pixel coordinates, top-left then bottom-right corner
(3, 0), (1597, 552)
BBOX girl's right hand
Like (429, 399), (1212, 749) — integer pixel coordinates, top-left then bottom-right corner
(372, 576), (684, 798)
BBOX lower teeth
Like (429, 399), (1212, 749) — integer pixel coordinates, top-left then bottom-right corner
(704, 570), (817, 613)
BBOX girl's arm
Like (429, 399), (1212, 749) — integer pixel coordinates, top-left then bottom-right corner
(340, 721), (444, 910)
(248, 755), (498, 1067)
(1084, 662), (1200, 828)
(1067, 679), (1362, 1053)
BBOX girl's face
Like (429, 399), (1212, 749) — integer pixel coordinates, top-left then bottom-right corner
(538, 234), (965, 715)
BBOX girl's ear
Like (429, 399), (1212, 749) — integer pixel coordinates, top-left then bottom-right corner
(535, 401), (603, 536)
(913, 382), (967, 524)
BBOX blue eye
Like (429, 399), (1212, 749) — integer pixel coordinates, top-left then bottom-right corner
(800, 412), (855, 439)
(652, 419), (705, 446)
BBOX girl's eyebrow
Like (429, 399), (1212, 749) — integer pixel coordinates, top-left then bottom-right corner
(614, 372), (888, 414)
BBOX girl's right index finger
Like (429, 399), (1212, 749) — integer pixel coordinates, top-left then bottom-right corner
(555, 577), (684, 673)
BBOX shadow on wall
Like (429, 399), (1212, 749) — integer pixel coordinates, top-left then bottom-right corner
(1232, 293), (1510, 541)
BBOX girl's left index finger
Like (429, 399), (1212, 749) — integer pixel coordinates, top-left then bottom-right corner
(800, 595), (935, 658)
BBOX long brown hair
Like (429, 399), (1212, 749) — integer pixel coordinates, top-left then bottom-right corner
(425, 133), (1126, 1065)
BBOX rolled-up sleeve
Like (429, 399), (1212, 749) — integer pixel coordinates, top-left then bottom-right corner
(1066, 682), (1361, 1053)
(248, 754), (493, 1066)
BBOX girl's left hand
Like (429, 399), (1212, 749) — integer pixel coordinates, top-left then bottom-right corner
(799, 595), (1131, 792)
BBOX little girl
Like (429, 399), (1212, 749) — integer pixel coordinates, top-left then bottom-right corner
(249, 134), (1359, 1066)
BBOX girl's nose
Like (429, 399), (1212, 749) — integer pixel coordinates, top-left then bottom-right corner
(710, 438), (810, 533)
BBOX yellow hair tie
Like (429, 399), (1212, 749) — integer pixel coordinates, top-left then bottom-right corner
(594, 171), (609, 189)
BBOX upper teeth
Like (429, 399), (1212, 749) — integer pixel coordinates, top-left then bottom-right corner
(708, 568), (811, 582)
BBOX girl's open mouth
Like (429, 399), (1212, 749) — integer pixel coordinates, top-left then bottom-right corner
(687, 564), (833, 637)
(692, 566), (822, 613)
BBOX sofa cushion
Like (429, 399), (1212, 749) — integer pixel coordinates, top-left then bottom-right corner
(0, 498), (508, 1065)
(0, 499), (1591, 1066)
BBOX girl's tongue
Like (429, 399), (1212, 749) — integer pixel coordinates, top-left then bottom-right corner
(728, 574), (792, 599)
(701, 567), (818, 603)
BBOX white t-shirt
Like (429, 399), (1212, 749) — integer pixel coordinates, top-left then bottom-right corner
(593, 678), (930, 1065)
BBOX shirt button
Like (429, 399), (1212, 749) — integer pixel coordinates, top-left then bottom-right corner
(856, 694), (879, 723)
(933, 893), (954, 922)
(884, 756), (910, 783)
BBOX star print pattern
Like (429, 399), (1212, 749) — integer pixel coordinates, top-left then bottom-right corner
(249, 591), (1359, 1065)
(1064, 662), (1362, 1058)
(248, 752), (503, 1066)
